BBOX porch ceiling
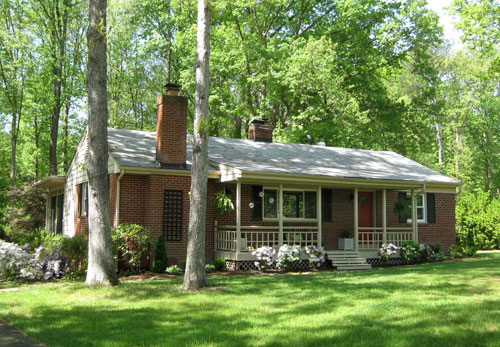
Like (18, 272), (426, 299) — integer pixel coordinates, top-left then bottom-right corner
(33, 176), (65, 191)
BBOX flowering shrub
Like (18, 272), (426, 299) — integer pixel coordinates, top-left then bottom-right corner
(252, 246), (276, 271)
(378, 243), (399, 263)
(304, 245), (326, 268)
(400, 241), (420, 262)
(276, 245), (302, 270)
(205, 264), (216, 273)
(0, 240), (43, 281)
(112, 224), (151, 273)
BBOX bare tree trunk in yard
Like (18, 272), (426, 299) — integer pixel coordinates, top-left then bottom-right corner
(86, 0), (119, 286)
(183, 0), (210, 291)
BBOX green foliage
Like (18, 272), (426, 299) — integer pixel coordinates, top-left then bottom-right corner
(213, 190), (234, 214)
(152, 235), (168, 273)
(205, 264), (215, 273)
(400, 241), (421, 263)
(112, 224), (151, 274)
(61, 233), (88, 277)
(456, 190), (500, 251)
(179, 259), (186, 271)
(340, 229), (351, 239)
(211, 257), (226, 271)
(166, 265), (182, 275)
(5, 186), (46, 246)
(40, 233), (65, 256)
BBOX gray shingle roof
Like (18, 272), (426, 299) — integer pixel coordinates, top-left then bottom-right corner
(107, 127), (458, 185)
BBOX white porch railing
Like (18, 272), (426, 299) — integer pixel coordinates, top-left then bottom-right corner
(215, 224), (319, 252)
(358, 227), (414, 250)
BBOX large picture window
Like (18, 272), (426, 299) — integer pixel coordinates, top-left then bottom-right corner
(262, 188), (317, 220)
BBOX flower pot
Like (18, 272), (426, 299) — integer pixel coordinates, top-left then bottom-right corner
(339, 238), (354, 251)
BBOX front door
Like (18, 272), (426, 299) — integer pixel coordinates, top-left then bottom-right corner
(358, 192), (373, 246)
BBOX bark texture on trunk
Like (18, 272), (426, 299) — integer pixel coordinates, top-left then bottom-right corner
(183, 0), (210, 291)
(85, 0), (119, 286)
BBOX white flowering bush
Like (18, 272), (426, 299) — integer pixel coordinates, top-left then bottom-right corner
(304, 245), (326, 268)
(276, 244), (302, 270)
(252, 246), (276, 271)
(0, 240), (43, 281)
(378, 243), (399, 263)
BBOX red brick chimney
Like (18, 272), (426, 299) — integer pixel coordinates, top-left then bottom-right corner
(156, 83), (187, 168)
(248, 119), (273, 142)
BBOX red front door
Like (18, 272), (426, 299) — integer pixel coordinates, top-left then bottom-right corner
(358, 192), (373, 245)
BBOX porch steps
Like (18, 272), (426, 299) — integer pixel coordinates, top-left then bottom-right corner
(326, 251), (372, 271)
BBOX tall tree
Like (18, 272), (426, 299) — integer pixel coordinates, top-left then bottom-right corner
(85, 0), (119, 286)
(0, 0), (31, 185)
(183, 0), (210, 291)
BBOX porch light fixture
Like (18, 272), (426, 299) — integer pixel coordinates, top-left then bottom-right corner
(249, 202), (255, 208)
(259, 191), (264, 198)
(269, 197), (274, 204)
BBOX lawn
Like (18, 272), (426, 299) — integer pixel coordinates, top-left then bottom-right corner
(1, 253), (500, 347)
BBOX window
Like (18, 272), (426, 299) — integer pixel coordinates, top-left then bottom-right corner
(263, 189), (278, 219)
(49, 191), (64, 234)
(407, 193), (426, 223)
(78, 183), (88, 217)
(163, 189), (183, 241)
(262, 188), (317, 220)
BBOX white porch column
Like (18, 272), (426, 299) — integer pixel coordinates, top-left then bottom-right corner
(279, 183), (284, 247)
(411, 189), (417, 242)
(236, 181), (241, 253)
(318, 186), (322, 248)
(382, 188), (387, 245)
(354, 187), (359, 252)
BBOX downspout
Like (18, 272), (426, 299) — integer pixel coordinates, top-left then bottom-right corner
(115, 169), (125, 227)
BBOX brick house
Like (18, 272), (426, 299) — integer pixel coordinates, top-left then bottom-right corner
(36, 84), (460, 270)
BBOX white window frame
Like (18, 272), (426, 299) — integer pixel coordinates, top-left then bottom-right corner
(262, 187), (318, 221)
(407, 193), (426, 223)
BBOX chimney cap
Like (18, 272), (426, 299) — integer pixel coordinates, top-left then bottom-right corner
(165, 83), (181, 96)
(165, 82), (181, 90)
(251, 118), (269, 125)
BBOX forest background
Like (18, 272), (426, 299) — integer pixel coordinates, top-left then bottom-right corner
(1, 0), (499, 250)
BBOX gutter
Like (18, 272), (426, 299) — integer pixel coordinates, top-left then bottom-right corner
(115, 169), (125, 227)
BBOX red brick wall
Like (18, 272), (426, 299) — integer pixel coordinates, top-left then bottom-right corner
(156, 95), (187, 166)
(74, 184), (87, 236)
(74, 174), (119, 236)
(116, 174), (216, 266)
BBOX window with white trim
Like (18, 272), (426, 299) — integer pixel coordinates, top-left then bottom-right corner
(407, 193), (426, 223)
(262, 188), (317, 220)
(78, 183), (89, 217)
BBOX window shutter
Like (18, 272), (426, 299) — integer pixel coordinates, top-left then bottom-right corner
(322, 188), (332, 222)
(252, 185), (263, 221)
(398, 192), (409, 223)
(427, 193), (436, 223)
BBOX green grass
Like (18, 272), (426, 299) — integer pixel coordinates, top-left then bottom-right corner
(1, 253), (500, 347)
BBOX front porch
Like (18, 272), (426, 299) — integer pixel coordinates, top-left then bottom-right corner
(213, 183), (421, 261)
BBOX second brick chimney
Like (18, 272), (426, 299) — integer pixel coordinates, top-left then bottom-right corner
(156, 83), (187, 168)
(248, 119), (273, 142)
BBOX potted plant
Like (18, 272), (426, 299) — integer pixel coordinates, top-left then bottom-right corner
(339, 229), (354, 251)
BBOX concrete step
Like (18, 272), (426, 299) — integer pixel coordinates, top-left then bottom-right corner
(326, 250), (372, 271)
(330, 258), (366, 264)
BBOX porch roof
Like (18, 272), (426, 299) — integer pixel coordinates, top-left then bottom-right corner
(106, 128), (458, 187)
(33, 176), (66, 191)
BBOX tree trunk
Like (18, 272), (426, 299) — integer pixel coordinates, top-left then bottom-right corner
(183, 0), (210, 291)
(434, 114), (443, 168)
(86, 0), (119, 286)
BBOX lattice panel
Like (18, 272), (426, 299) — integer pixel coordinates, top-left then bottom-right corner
(163, 190), (183, 241)
(366, 258), (406, 266)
